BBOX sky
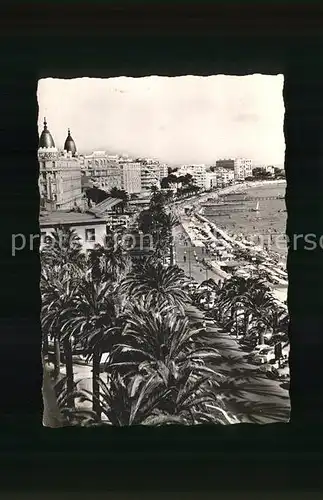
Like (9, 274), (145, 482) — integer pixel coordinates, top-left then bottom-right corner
(37, 75), (285, 167)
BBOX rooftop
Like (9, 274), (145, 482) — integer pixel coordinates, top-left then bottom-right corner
(89, 197), (123, 216)
(39, 210), (107, 227)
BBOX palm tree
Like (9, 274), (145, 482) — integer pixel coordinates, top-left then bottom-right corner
(109, 301), (220, 378)
(41, 273), (78, 405)
(41, 226), (86, 273)
(244, 288), (277, 345)
(216, 276), (271, 337)
(87, 231), (129, 284)
(61, 277), (121, 418)
(80, 372), (184, 426)
(120, 261), (190, 313)
(267, 306), (289, 363)
(42, 356), (65, 427)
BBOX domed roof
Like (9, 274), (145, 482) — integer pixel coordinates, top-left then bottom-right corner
(39, 118), (56, 149)
(64, 129), (77, 156)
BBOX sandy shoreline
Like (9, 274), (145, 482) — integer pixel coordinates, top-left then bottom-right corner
(179, 180), (288, 304)
(199, 180), (287, 262)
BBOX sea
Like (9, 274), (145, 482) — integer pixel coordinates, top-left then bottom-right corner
(203, 182), (287, 260)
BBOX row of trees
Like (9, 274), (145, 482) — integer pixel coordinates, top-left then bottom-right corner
(160, 173), (202, 198)
(41, 186), (289, 426)
(250, 167), (286, 180)
(41, 191), (238, 425)
(192, 275), (289, 363)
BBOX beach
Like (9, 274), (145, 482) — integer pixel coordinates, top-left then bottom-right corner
(202, 181), (287, 260)
(176, 179), (288, 304)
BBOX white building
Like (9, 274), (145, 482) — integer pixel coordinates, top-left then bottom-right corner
(234, 158), (253, 180)
(216, 168), (235, 186)
(140, 160), (162, 191)
(178, 164), (207, 189)
(82, 151), (122, 191)
(159, 163), (168, 180)
(215, 158), (252, 181)
(39, 211), (108, 253)
(119, 161), (142, 194)
(205, 172), (218, 190)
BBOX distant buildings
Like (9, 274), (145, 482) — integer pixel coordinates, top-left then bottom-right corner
(119, 160), (142, 194)
(234, 158), (253, 180)
(178, 164), (207, 189)
(159, 163), (168, 180)
(82, 151), (122, 191)
(216, 168), (235, 186)
(215, 159), (235, 171)
(140, 159), (164, 191)
(205, 172), (218, 190)
(264, 165), (275, 176)
(38, 119), (84, 211)
(215, 158), (253, 181)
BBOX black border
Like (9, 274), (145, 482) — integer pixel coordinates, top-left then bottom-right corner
(2, 1), (323, 493)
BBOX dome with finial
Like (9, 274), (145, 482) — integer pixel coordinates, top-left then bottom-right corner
(39, 118), (56, 149)
(64, 128), (77, 156)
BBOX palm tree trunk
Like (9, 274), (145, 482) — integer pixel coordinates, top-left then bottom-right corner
(275, 341), (282, 364)
(42, 331), (49, 358)
(64, 338), (75, 408)
(169, 236), (174, 266)
(258, 328), (265, 345)
(42, 359), (64, 428)
(92, 346), (101, 419)
(244, 312), (250, 336)
(53, 336), (61, 380)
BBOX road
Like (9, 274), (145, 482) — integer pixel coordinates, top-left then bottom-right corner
(173, 222), (224, 284)
(186, 304), (290, 424)
(172, 218), (290, 424)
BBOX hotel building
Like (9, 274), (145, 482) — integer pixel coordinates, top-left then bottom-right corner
(38, 119), (84, 211)
(82, 151), (122, 192)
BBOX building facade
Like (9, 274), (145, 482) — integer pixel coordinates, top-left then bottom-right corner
(119, 161), (142, 194)
(38, 119), (84, 211)
(140, 160), (162, 191)
(216, 168), (235, 186)
(39, 211), (108, 252)
(215, 159), (235, 171)
(159, 163), (168, 181)
(234, 158), (253, 180)
(82, 151), (122, 192)
(178, 164), (207, 189)
(205, 171), (218, 190)
(264, 165), (275, 175)
(215, 158), (252, 181)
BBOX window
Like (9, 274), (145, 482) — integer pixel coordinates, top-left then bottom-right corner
(85, 228), (96, 242)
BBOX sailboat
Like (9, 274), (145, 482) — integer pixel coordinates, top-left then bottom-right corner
(252, 201), (260, 212)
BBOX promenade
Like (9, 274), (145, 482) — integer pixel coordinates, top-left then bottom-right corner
(173, 222), (224, 284)
(174, 197), (290, 424)
(186, 305), (290, 424)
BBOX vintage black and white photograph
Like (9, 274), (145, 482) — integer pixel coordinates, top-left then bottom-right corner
(37, 75), (290, 427)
